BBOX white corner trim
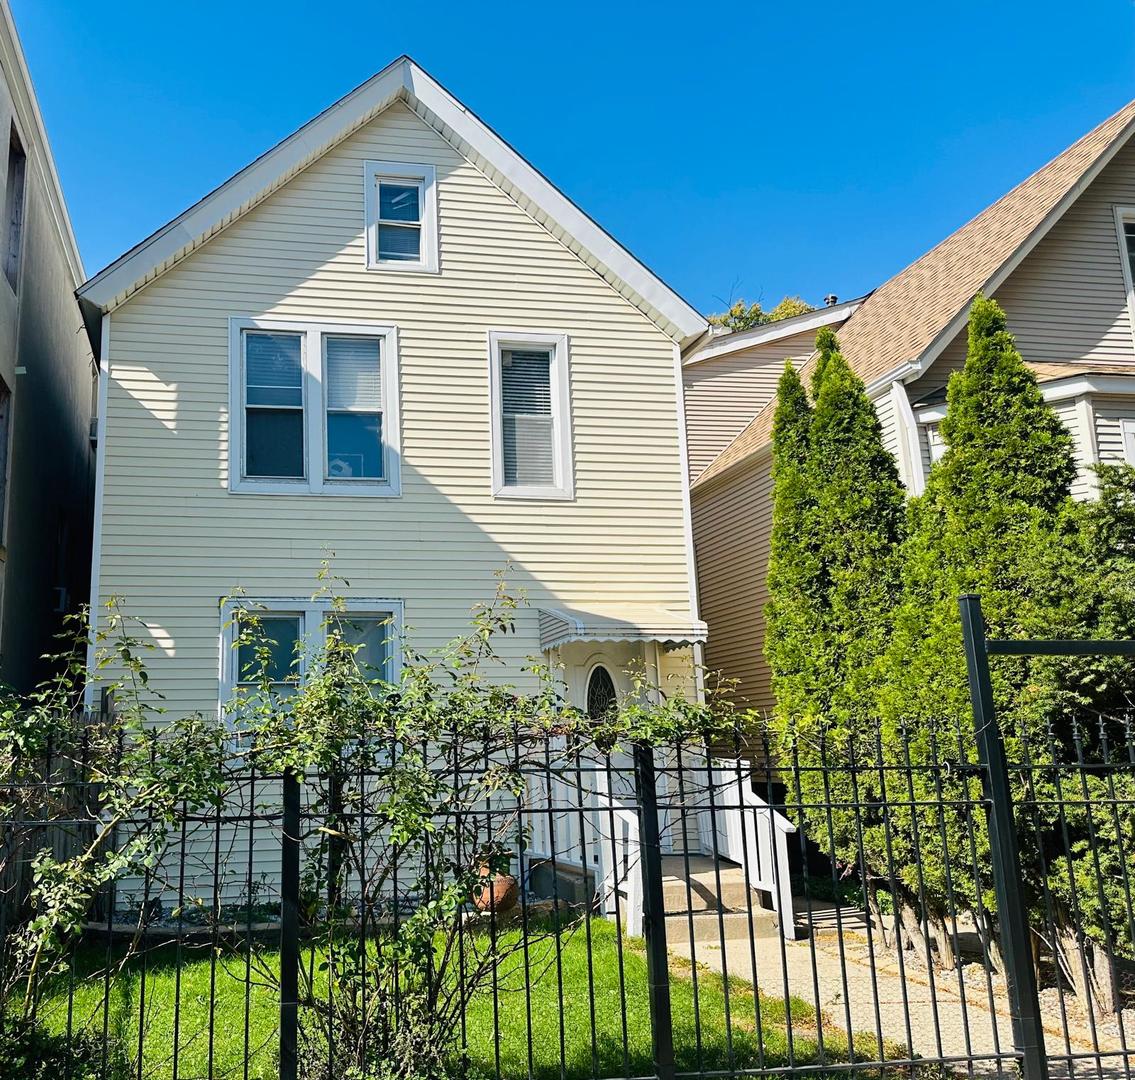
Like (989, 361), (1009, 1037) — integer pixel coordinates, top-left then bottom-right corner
(672, 341), (700, 622)
(682, 299), (863, 366)
(889, 380), (925, 496)
(487, 329), (574, 500)
(363, 160), (438, 273)
(1076, 394), (1100, 498)
(83, 312), (111, 708)
(228, 316), (402, 497)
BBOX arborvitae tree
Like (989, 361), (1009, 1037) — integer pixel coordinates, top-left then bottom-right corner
(764, 363), (818, 723)
(878, 295), (1079, 962)
(765, 333), (906, 883)
(1030, 465), (1135, 1010)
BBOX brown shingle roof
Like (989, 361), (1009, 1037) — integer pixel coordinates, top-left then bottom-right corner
(694, 98), (1135, 490)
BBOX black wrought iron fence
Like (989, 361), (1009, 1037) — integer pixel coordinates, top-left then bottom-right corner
(0, 608), (1133, 1080)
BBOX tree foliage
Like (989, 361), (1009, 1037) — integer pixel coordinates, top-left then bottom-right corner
(765, 329), (906, 872)
(766, 295), (1135, 1002)
(708, 295), (815, 333)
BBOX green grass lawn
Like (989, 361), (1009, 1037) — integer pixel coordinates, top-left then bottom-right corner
(34, 918), (864, 1079)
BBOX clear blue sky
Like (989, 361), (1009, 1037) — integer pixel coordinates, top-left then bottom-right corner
(12, 0), (1135, 315)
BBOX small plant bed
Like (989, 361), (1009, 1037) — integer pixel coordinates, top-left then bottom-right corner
(34, 917), (894, 1079)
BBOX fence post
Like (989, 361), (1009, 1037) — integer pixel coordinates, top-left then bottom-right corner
(279, 768), (301, 1080)
(959, 594), (1049, 1080)
(634, 743), (675, 1080)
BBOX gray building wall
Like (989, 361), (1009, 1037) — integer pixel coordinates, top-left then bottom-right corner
(0, 3), (93, 689)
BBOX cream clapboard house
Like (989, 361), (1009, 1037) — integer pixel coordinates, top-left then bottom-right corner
(77, 57), (710, 720)
(691, 97), (1135, 711)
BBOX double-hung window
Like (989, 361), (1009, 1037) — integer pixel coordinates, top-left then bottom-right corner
(222, 599), (401, 704)
(230, 318), (400, 495)
(488, 330), (573, 499)
(364, 161), (438, 273)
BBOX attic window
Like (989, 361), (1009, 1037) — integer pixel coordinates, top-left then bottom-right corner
(365, 161), (438, 273)
(1113, 207), (1135, 343)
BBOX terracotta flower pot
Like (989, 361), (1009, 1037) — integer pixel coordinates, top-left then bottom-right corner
(472, 865), (519, 913)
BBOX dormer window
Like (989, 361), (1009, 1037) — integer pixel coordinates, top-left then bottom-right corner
(365, 161), (438, 273)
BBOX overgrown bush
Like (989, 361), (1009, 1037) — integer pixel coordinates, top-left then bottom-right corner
(0, 576), (734, 1080)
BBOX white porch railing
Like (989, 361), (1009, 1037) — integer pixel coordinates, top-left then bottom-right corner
(524, 750), (796, 943)
(696, 757), (798, 941)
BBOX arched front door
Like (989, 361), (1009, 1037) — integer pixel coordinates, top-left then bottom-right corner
(586, 665), (617, 721)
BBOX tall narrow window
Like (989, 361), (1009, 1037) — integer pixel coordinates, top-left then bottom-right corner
(489, 331), (573, 499)
(4, 126), (25, 291)
(501, 349), (553, 486)
(364, 161), (438, 272)
(325, 335), (383, 480)
(243, 331), (305, 479)
(1124, 220), (1135, 286)
(235, 613), (302, 693)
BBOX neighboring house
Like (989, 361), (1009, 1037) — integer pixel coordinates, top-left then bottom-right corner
(691, 97), (1135, 711)
(76, 56), (709, 720)
(0, 1), (94, 689)
(682, 299), (862, 482)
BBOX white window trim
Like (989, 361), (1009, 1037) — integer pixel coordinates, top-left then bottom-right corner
(1121, 418), (1135, 465)
(1113, 205), (1135, 352)
(219, 597), (404, 706)
(487, 329), (574, 500)
(364, 160), (438, 273)
(228, 317), (401, 497)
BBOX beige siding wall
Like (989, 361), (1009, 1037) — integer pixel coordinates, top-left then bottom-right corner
(994, 139), (1135, 365)
(682, 331), (814, 480)
(690, 452), (774, 713)
(1094, 394), (1135, 462)
(97, 101), (692, 715)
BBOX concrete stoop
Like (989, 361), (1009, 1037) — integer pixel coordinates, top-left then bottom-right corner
(661, 854), (780, 942)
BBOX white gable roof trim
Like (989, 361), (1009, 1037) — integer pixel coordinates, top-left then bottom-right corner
(77, 57), (707, 347)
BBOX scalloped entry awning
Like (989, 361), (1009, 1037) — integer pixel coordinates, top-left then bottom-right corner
(538, 606), (707, 651)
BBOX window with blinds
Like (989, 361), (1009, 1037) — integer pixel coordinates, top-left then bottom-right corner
(231, 318), (400, 495)
(501, 349), (554, 486)
(489, 331), (572, 498)
(325, 335), (383, 480)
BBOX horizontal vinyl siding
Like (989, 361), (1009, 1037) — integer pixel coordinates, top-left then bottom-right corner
(682, 331), (815, 480)
(98, 101), (692, 715)
(691, 453), (774, 713)
(994, 138), (1135, 365)
(1094, 394), (1135, 462)
(873, 391), (899, 463)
